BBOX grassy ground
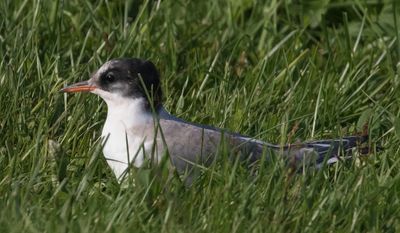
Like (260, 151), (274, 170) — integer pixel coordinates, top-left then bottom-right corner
(0, 0), (399, 232)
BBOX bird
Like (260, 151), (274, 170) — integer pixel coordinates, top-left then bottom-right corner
(61, 58), (369, 183)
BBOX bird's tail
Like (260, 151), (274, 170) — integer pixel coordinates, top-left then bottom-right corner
(287, 135), (371, 169)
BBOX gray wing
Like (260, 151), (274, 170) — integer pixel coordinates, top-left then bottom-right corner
(158, 118), (224, 173)
(157, 118), (276, 180)
(157, 116), (369, 182)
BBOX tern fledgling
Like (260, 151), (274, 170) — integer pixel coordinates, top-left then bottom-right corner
(61, 58), (369, 182)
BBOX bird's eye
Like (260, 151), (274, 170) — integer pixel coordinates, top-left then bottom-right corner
(104, 73), (115, 82)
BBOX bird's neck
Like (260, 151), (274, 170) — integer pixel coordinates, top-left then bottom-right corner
(105, 97), (156, 129)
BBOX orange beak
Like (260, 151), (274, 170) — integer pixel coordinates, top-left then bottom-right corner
(60, 81), (96, 93)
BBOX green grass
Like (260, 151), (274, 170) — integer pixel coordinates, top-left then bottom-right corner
(0, 0), (399, 232)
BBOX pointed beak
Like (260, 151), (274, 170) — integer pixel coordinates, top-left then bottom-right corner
(60, 80), (96, 93)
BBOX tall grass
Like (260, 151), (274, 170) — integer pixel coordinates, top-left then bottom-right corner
(0, 0), (399, 232)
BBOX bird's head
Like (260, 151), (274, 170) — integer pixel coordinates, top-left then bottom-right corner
(61, 58), (162, 111)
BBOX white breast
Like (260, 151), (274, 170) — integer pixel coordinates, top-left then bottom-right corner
(101, 121), (149, 180)
(98, 96), (160, 180)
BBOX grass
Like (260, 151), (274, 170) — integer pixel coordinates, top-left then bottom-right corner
(0, 0), (399, 232)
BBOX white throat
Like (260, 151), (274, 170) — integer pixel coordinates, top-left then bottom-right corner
(95, 90), (157, 180)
